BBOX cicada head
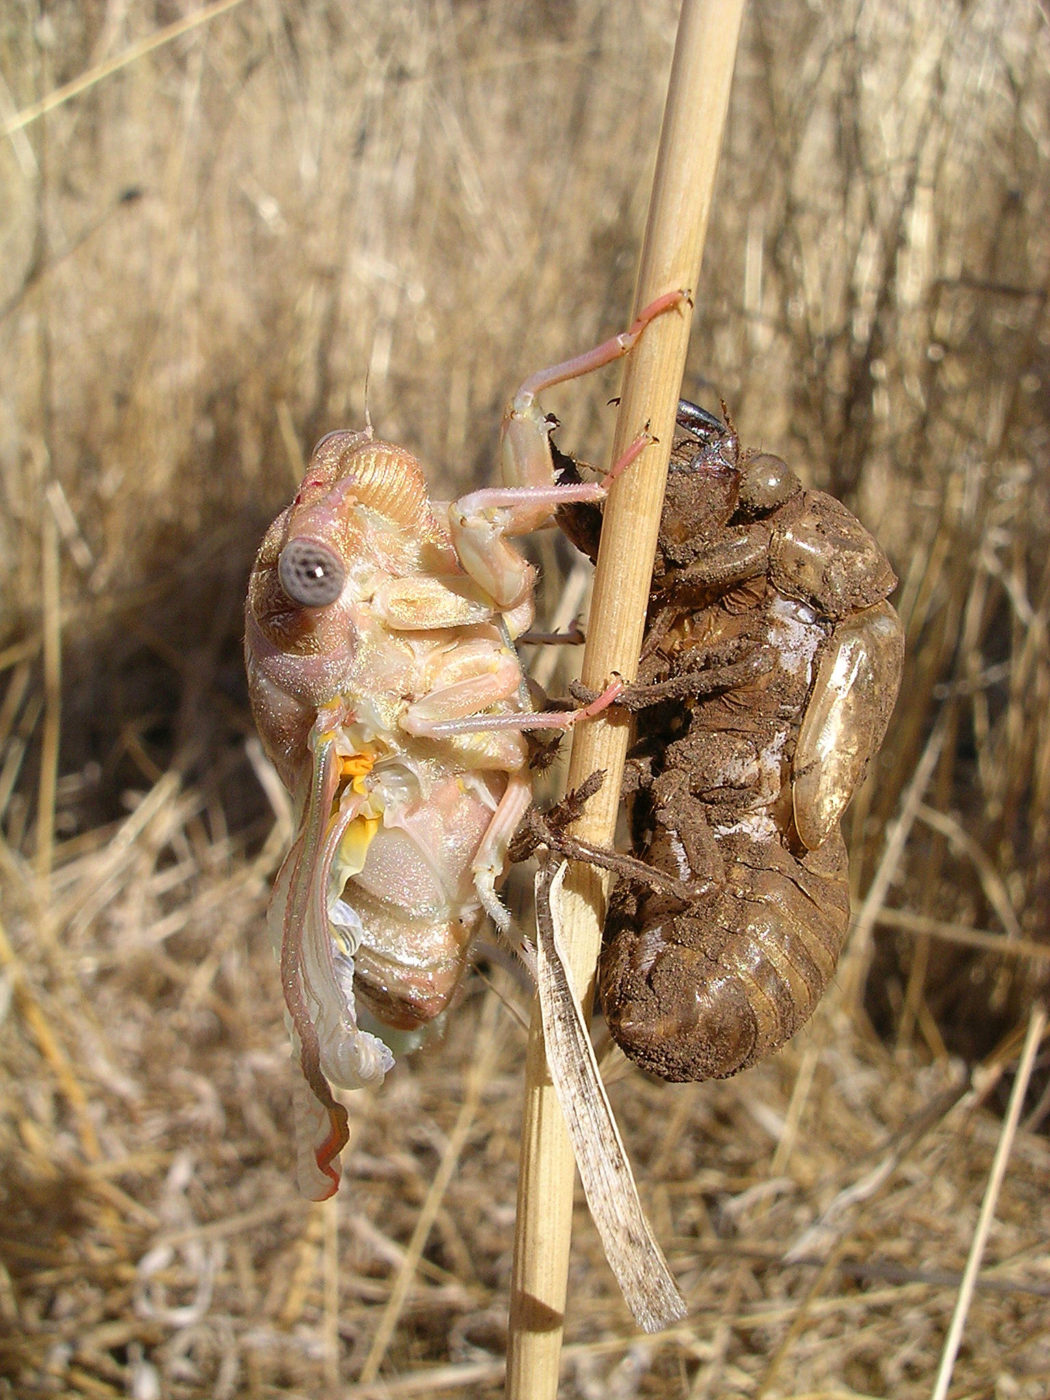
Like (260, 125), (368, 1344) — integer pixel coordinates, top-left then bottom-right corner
(655, 401), (741, 570)
(250, 430), (444, 632)
(245, 428), (451, 781)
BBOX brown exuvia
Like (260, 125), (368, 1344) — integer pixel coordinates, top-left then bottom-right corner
(555, 402), (905, 1081)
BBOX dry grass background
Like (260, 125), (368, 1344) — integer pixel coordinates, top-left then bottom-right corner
(1, 1), (1049, 1396)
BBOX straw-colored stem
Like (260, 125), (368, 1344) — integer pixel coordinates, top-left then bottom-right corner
(506, 3), (745, 1394)
(930, 999), (1048, 1400)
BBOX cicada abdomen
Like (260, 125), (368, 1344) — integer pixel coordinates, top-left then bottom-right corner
(577, 404), (905, 1080)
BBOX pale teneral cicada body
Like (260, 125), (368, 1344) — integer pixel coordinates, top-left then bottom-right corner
(244, 294), (683, 1197)
(556, 403), (905, 1081)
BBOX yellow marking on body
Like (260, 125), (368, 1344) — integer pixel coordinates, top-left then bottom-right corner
(335, 749), (381, 877)
(340, 752), (375, 780)
(339, 811), (381, 876)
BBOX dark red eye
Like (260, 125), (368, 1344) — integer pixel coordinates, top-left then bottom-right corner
(277, 538), (345, 606)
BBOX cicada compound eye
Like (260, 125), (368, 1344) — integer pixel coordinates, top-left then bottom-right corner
(738, 453), (800, 516)
(277, 537), (346, 607)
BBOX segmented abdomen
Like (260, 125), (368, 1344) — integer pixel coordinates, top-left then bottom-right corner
(600, 825), (850, 1080)
(598, 575), (853, 1080)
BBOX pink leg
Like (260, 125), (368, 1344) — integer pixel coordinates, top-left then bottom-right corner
(455, 426), (655, 523)
(511, 289), (689, 410)
(472, 769), (535, 941)
(407, 677), (625, 739)
(451, 290), (688, 609)
(597, 427), (654, 490)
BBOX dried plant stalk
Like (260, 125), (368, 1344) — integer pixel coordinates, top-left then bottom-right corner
(930, 999), (1048, 1400)
(506, 2), (746, 1393)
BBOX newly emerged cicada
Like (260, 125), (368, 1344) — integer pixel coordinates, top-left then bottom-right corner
(553, 402), (905, 1081)
(244, 293), (683, 1197)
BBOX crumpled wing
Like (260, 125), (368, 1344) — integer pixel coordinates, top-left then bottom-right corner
(269, 718), (393, 1200)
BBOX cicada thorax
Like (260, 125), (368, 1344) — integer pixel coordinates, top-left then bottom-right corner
(596, 405), (904, 1081)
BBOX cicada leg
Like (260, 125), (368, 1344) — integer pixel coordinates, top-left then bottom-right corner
(449, 290), (689, 609)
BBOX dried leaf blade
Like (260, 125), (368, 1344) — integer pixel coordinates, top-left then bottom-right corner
(534, 859), (687, 1333)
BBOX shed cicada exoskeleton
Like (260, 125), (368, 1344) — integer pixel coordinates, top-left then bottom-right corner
(549, 402), (905, 1080)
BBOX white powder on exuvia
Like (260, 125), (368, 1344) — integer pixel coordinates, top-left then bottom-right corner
(765, 594), (822, 684)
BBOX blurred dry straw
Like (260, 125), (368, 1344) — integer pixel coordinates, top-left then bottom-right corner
(1, 2), (1049, 1397)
